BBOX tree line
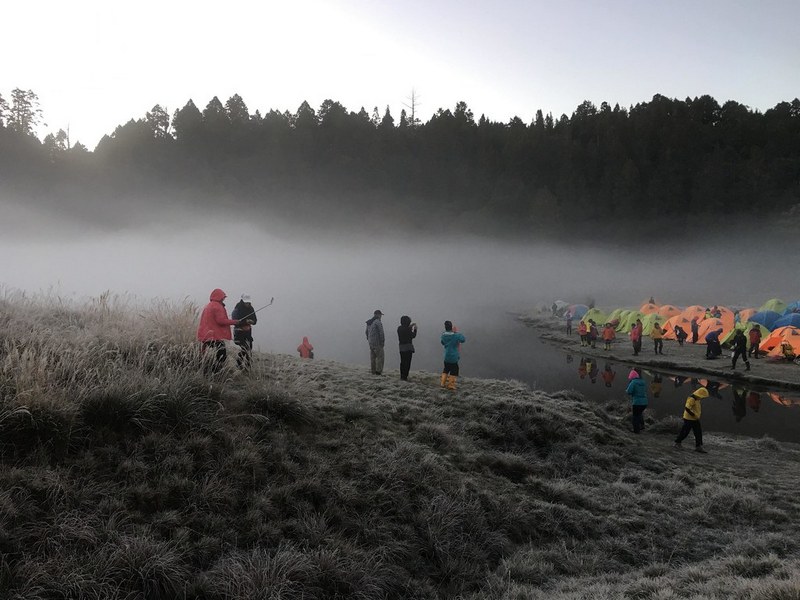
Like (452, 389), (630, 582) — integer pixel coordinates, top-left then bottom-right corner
(1, 88), (799, 236)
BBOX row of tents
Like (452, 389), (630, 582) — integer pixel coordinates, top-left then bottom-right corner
(554, 298), (800, 360)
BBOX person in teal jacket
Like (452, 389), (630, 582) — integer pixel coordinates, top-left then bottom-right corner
(625, 368), (649, 433)
(440, 320), (466, 390)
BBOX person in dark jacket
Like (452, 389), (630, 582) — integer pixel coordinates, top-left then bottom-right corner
(365, 310), (385, 375)
(397, 316), (417, 381)
(690, 318), (699, 344)
(730, 329), (751, 371)
(231, 294), (257, 370)
(674, 324), (688, 346)
(705, 328), (723, 359)
(625, 369), (648, 433)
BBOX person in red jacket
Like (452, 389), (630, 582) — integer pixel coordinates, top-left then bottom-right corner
(197, 288), (241, 373)
(297, 337), (314, 359)
(748, 325), (762, 359)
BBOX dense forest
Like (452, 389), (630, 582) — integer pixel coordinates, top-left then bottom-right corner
(1, 88), (799, 236)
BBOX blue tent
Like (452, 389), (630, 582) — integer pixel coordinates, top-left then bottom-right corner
(773, 313), (800, 330)
(567, 304), (589, 319)
(748, 310), (784, 331)
(784, 301), (800, 315)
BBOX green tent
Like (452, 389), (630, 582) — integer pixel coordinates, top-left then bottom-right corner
(616, 311), (643, 333)
(759, 298), (787, 314)
(607, 308), (626, 323)
(581, 308), (608, 325)
(640, 313), (666, 336)
(721, 322), (770, 346)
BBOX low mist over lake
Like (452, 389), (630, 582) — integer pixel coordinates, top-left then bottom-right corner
(3, 204), (798, 376)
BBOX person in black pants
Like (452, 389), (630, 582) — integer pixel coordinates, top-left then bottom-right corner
(397, 315), (417, 381)
(730, 329), (751, 371)
(231, 294), (257, 370)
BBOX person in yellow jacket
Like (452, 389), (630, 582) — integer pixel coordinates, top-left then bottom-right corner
(673, 387), (709, 453)
(651, 321), (665, 355)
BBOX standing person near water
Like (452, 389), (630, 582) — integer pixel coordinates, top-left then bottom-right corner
(630, 319), (643, 356)
(397, 316), (417, 381)
(690, 317), (699, 344)
(651, 321), (665, 355)
(440, 320), (466, 390)
(730, 329), (751, 371)
(565, 312), (573, 335)
(674, 387), (709, 453)
(197, 288), (242, 374)
(365, 310), (385, 375)
(231, 293), (257, 370)
(748, 325), (762, 359)
(625, 369), (649, 434)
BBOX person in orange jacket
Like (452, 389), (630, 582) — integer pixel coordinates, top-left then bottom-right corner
(197, 288), (242, 373)
(297, 336), (314, 359)
(602, 323), (616, 350)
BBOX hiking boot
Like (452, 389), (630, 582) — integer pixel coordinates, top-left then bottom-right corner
(745, 364), (751, 371)
(695, 446), (707, 454)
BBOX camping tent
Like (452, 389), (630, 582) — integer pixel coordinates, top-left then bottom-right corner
(759, 298), (787, 314)
(772, 313), (800, 330)
(657, 304), (682, 320)
(762, 327), (800, 357)
(639, 303), (659, 315)
(737, 308), (757, 323)
(748, 310), (784, 331)
(662, 315), (693, 340)
(616, 311), (643, 333)
(580, 308), (608, 325)
(567, 304), (589, 319)
(681, 305), (708, 323)
(640, 313), (667, 336)
(695, 318), (728, 344)
(783, 301), (800, 315)
(721, 322), (770, 346)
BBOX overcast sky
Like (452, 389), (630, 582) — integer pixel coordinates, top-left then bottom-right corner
(4, 0), (798, 148)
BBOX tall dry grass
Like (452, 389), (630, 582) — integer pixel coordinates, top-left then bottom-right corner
(1, 289), (800, 599)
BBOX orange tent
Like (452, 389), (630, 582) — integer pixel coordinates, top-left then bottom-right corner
(681, 305), (707, 322)
(768, 392), (800, 407)
(658, 304), (682, 320)
(763, 327), (800, 358)
(761, 326), (800, 353)
(738, 308), (757, 323)
(709, 307), (736, 334)
(639, 303), (659, 315)
(662, 315), (693, 340)
(695, 318), (728, 344)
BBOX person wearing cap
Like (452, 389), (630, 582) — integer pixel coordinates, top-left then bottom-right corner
(625, 369), (648, 433)
(440, 320), (466, 390)
(674, 387), (709, 453)
(197, 288), (243, 373)
(365, 310), (385, 375)
(231, 294), (257, 370)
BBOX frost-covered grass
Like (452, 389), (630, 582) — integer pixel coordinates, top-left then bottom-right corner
(1, 290), (799, 599)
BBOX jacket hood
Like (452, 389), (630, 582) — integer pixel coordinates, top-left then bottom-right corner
(400, 315), (411, 327)
(628, 369), (640, 380)
(210, 288), (226, 302)
(302, 336), (310, 345)
(693, 387), (710, 399)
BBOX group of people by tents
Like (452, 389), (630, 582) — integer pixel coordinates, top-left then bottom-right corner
(555, 297), (800, 366)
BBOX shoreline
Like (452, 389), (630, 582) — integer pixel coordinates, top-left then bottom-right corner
(518, 313), (800, 392)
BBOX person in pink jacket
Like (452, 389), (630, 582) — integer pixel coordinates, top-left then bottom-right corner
(197, 288), (241, 373)
(297, 336), (314, 359)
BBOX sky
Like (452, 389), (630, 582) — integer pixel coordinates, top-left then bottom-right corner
(3, 0), (799, 148)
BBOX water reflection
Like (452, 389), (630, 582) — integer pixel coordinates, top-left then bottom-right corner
(563, 351), (800, 441)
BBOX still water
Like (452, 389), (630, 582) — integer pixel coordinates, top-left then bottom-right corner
(457, 316), (800, 444)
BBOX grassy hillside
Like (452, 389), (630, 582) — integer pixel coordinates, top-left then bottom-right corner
(1, 291), (799, 599)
